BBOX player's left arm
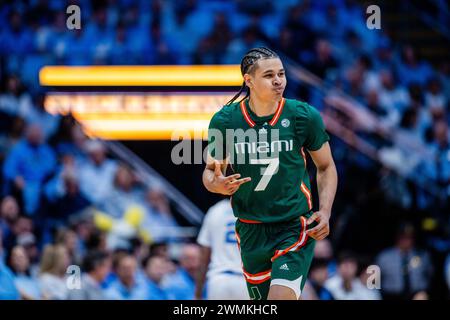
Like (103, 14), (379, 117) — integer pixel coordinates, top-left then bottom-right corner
(306, 142), (338, 240)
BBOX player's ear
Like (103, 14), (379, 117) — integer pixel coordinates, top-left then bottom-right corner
(243, 74), (252, 88)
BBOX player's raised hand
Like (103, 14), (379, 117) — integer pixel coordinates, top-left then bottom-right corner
(306, 211), (330, 240)
(213, 160), (251, 195)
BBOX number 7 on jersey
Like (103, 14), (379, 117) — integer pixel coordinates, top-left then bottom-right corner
(250, 158), (279, 191)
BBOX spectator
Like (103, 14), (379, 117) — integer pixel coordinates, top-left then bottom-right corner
(142, 187), (179, 243)
(425, 78), (447, 112)
(104, 254), (148, 300)
(6, 245), (42, 299)
(77, 140), (117, 205)
(324, 251), (373, 300)
(0, 11), (34, 62)
(38, 244), (70, 300)
(0, 258), (20, 300)
(378, 69), (409, 114)
(15, 232), (40, 277)
(2, 216), (34, 254)
(43, 155), (91, 224)
(314, 239), (337, 277)
(376, 223), (433, 300)
(0, 116), (26, 159)
(307, 39), (338, 80)
(23, 93), (60, 141)
(55, 228), (83, 267)
(396, 45), (433, 87)
(162, 243), (201, 300)
(0, 75), (33, 119)
(422, 120), (450, 193)
(0, 196), (20, 244)
(357, 261), (382, 300)
(306, 258), (335, 300)
(68, 250), (111, 300)
(53, 123), (88, 165)
(144, 255), (172, 299)
(99, 164), (143, 219)
(2, 124), (56, 215)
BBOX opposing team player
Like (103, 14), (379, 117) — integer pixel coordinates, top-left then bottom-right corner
(195, 199), (249, 300)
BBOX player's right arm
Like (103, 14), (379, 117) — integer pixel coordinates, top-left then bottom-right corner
(202, 155), (250, 195)
(203, 110), (250, 195)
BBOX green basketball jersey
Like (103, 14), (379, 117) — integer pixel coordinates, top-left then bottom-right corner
(208, 97), (329, 223)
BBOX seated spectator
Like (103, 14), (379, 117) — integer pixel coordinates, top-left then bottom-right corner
(0, 75), (33, 118)
(162, 243), (201, 300)
(104, 254), (147, 300)
(99, 164), (143, 219)
(307, 38), (338, 80)
(144, 255), (172, 300)
(396, 45), (434, 87)
(68, 250), (111, 300)
(0, 116), (26, 158)
(6, 245), (42, 300)
(23, 94), (60, 141)
(141, 187), (179, 243)
(15, 232), (40, 277)
(77, 140), (117, 205)
(378, 69), (409, 114)
(324, 251), (373, 300)
(2, 124), (56, 216)
(357, 259), (382, 300)
(2, 216), (34, 254)
(422, 120), (450, 192)
(43, 155), (91, 224)
(375, 223), (433, 300)
(0, 258), (20, 300)
(53, 121), (88, 165)
(365, 89), (399, 132)
(425, 78), (447, 112)
(314, 239), (337, 277)
(55, 228), (83, 267)
(0, 196), (20, 245)
(306, 258), (335, 300)
(38, 244), (70, 300)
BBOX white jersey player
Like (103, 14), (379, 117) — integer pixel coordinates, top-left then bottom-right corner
(195, 199), (249, 300)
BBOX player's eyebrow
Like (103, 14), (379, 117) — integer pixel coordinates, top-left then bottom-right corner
(262, 68), (285, 75)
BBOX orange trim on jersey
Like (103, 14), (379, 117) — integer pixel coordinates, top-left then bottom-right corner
(243, 268), (272, 284)
(235, 227), (241, 250)
(300, 147), (307, 169)
(240, 100), (256, 127)
(300, 182), (313, 210)
(269, 98), (286, 126)
(240, 98), (285, 127)
(271, 216), (308, 262)
(238, 218), (263, 224)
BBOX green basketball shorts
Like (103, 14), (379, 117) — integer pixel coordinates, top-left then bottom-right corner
(235, 211), (317, 300)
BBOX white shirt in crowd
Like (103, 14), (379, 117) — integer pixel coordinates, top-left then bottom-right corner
(325, 275), (381, 300)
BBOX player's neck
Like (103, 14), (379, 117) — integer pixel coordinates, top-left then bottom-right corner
(248, 95), (279, 117)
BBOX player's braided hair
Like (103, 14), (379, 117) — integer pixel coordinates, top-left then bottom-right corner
(225, 47), (279, 106)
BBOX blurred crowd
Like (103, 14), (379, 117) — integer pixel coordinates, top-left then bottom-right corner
(0, 0), (449, 299)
